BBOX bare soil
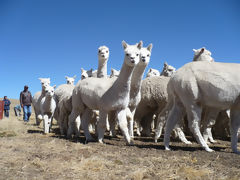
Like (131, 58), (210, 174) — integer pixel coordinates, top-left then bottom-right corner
(0, 99), (240, 180)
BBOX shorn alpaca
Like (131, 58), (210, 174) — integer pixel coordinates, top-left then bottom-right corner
(32, 78), (51, 125)
(40, 84), (56, 133)
(68, 41), (142, 145)
(109, 43), (153, 138)
(164, 61), (240, 154)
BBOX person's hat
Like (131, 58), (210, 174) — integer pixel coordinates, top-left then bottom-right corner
(24, 85), (28, 88)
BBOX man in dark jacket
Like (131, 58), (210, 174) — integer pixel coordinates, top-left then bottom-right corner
(20, 85), (32, 122)
(3, 96), (11, 118)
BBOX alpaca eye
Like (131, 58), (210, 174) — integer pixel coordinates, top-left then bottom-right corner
(147, 54), (150, 57)
(136, 54), (139, 56)
(106, 51), (108, 53)
(126, 53), (129, 56)
(98, 50), (101, 53)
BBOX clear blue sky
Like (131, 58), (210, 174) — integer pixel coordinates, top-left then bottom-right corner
(0, 0), (239, 99)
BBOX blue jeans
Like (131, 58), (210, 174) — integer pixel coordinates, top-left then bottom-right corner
(4, 109), (9, 117)
(23, 105), (32, 121)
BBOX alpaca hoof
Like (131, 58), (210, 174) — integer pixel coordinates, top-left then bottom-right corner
(98, 139), (104, 144)
(165, 146), (171, 151)
(205, 147), (214, 152)
(127, 139), (134, 146)
(210, 140), (217, 144)
(184, 141), (192, 145)
(154, 138), (158, 143)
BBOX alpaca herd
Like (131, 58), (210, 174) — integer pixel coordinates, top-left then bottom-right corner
(32, 41), (240, 154)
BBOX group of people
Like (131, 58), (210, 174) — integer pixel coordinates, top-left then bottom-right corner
(3, 85), (33, 122)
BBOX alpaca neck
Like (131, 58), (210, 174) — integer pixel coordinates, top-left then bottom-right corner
(97, 59), (108, 78)
(131, 63), (146, 93)
(41, 87), (46, 96)
(113, 60), (134, 94)
(44, 96), (54, 112)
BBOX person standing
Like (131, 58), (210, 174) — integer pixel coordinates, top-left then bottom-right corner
(3, 96), (11, 118)
(20, 85), (32, 122)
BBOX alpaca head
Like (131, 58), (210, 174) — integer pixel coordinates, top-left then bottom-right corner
(44, 85), (56, 98)
(161, 62), (176, 77)
(122, 40), (142, 67)
(139, 43), (153, 66)
(39, 78), (50, 90)
(81, 68), (93, 80)
(110, 68), (120, 78)
(65, 75), (76, 85)
(98, 46), (109, 63)
(146, 68), (160, 77)
(192, 47), (214, 62)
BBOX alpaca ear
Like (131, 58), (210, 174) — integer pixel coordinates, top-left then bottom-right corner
(200, 48), (205, 53)
(73, 75), (76, 79)
(65, 76), (68, 79)
(111, 68), (114, 73)
(164, 62), (168, 66)
(149, 68), (152, 72)
(53, 85), (56, 89)
(81, 68), (85, 73)
(147, 43), (153, 52)
(122, 40), (128, 49)
(137, 41), (143, 50)
(38, 78), (43, 81)
(90, 68), (93, 73)
(193, 49), (197, 52)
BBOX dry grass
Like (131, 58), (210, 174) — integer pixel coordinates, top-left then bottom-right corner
(0, 99), (240, 179)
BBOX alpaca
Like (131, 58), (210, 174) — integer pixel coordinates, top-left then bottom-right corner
(97, 46), (109, 78)
(108, 44), (153, 138)
(164, 61), (240, 154)
(68, 41), (142, 145)
(81, 68), (93, 80)
(146, 68), (160, 77)
(110, 68), (120, 78)
(32, 78), (51, 125)
(193, 47), (214, 62)
(65, 75), (76, 85)
(160, 62), (176, 77)
(40, 85), (56, 133)
(56, 84), (75, 135)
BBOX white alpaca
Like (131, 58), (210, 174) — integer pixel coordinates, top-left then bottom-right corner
(68, 41), (142, 145)
(32, 78), (51, 125)
(109, 44), (153, 138)
(65, 75), (76, 85)
(160, 62), (176, 77)
(81, 68), (93, 80)
(146, 68), (160, 77)
(40, 85), (56, 133)
(164, 61), (240, 154)
(97, 46), (109, 78)
(193, 47), (214, 62)
(56, 84), (75, 135)
(110, 68), (120, 78)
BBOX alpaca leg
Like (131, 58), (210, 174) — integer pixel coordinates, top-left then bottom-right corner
(67, 109), (81, 138)
(164, 97), (185, 151)
(141, 113), (154, 137)
(186, 104), (213, 152)
(174, 122), (191, 144)
(97, 111), (108, 143)
(230, 108), (240, 154)
(81, 108), (94, 142)
(127, 108), (134, 138)
(136, 120), (141, 136)
(155, 107), (168, 142)
(202, 108), (219, 143)
(117, 109), (133, 145)
(43, 115), (50, 134)
(108, 111), (117, 137)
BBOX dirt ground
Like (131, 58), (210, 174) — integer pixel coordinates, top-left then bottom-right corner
(0, 99), (240, 180)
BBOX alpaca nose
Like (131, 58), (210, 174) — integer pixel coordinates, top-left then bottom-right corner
(142, 57), (146, 62)
(131, 59), (135, 63)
